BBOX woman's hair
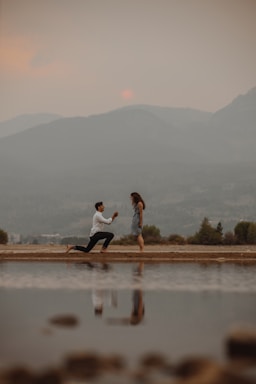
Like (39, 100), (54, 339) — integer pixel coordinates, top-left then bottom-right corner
(130, 192), (146, 210)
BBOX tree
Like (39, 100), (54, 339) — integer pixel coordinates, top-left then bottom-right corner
(234, 221), (251, 244)
(199, 217), (212, 244)
(0, 228), (8, 244)
(247, 222), (256, 244)
(216, 222), (223, 236)
(188, 217), (222, 245)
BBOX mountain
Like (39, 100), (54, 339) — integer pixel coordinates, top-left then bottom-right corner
(0, 113), (62, 138)
(207, 87), (256, 162)
(0, 87), (255, 237)
(128, 88), (256, 163)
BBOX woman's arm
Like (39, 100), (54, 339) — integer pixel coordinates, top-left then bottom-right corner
(138, 202), (143, 227)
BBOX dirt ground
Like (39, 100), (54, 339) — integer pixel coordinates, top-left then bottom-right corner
(1, 244), (256, 261)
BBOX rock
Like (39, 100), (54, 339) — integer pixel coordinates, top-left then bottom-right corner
(173, 356), (255, 384)
(48, 314), (79, 327)
(34, 369), (62, 384)
(101, 354), (126, 372)
(226, 327), (256, 359)
(64, 352), (102, 379)
(0, 366), (34, 384)
(139, 352), (169, 370)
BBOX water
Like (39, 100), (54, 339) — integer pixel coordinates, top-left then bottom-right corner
(0, 261), (256, 370)
(1, 261), (256, 292)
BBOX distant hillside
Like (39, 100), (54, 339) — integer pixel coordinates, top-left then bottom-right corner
(207, 86), (256, 162)
(118, 88), (256, 163)
(118, 104), (211, 127)
(0, 113), (62, 138)
(0, 87), (255, 237)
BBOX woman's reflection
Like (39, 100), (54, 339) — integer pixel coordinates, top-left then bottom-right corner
(129, 287), (145, 325)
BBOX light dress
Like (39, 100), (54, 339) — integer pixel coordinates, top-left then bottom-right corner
(131, 204), (142, 236)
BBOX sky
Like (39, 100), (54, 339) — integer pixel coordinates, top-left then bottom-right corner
(0, 0), (256, 122)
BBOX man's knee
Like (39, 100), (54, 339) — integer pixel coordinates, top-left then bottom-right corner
(108, 232), (114, 240)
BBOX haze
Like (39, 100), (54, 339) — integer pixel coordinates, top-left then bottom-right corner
(1, 0), (256, 123)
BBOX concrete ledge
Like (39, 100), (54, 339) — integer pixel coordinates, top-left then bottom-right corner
(1, 245), (256, 262)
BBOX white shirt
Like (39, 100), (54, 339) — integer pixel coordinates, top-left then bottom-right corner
(92, 289), (117, 309)
(89, 211), (112, 237)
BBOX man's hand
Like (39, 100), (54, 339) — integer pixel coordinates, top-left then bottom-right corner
(112, 211), (119, 220)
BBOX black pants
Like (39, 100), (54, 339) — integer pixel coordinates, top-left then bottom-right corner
(74, 231), (114, 253)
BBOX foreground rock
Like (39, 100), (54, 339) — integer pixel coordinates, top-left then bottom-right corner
(226, 327), (256, 360)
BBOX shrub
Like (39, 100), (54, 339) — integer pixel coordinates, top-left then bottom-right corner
(223, 231), (237, 245)
(187, 234), (199, 244)
(168, 234), (186, 245)
(142, 225), (162, 244)
(142, 225), (161, 239)
(112, 234), (137, 245)
(113, 225), (163, 245)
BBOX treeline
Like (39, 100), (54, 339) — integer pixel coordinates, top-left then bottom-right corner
(1, 218), (256, 245)
(113, 218), (256, 246)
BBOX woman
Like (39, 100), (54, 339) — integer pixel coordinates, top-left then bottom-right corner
(130, 192), (146, 252)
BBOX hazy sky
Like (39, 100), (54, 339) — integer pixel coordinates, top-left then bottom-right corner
(1, 0), (256, 122)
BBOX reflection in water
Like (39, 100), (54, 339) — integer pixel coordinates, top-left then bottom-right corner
(73, 261), (146, 324)
(130, 288), (145, 325)
(92, 289), (118, 316)
(75, 262), (118, 316)
(106, 262), (145, 326)
(92, 285), (118, 317)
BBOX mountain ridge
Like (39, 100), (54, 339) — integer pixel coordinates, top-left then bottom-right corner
(0, 113), (63, 139)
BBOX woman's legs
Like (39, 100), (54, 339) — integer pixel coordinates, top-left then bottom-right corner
(137, 234), (144, 252)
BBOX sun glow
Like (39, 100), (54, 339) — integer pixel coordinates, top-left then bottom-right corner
(120, 89), (134, 100)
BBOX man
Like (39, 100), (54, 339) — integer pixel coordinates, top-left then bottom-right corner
(66, 201), (118, 253)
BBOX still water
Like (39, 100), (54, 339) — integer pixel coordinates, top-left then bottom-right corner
(0, 261), (255, 370)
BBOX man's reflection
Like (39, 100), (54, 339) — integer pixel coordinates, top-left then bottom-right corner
(71, 261), (118, 316)
(92, 288), (118, 317)
(106, 262), (145, 326)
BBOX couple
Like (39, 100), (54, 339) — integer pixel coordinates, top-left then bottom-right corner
(66, 192), (146, 254)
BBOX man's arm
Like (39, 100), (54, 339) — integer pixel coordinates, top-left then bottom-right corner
(112, 211), (118, 221)
(97, 211), (118, 225)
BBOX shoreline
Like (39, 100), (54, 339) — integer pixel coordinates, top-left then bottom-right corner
(1, 244), (256, 262)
